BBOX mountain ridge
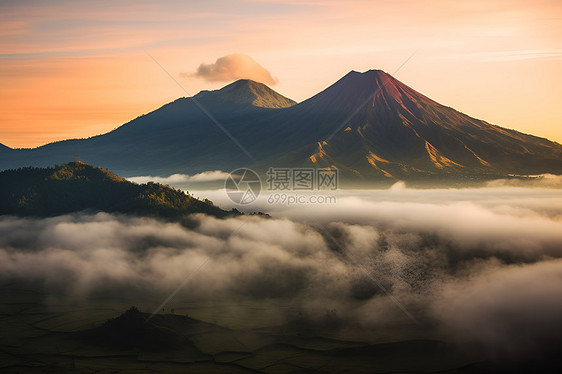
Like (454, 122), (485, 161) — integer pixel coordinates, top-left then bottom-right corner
(0, 143), (12, 152)
(1, 70), (561, 181)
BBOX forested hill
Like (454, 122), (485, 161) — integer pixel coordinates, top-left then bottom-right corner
(0, 161), (233, 218)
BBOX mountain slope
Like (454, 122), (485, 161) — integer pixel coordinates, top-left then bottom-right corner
(0, 80), (296, 175)
(0, 143), (12, 154)
(0, 162), (231, 218)
(277, 70), (562, 178)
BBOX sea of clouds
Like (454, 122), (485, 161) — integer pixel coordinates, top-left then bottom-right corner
(1, 185), (561, 359)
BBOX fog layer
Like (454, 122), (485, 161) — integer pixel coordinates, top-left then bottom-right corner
(1, 186), (561, 357)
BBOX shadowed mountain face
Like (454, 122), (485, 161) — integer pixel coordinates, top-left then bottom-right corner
(0, 80), (298, 176)
(1, 71), (561, 180)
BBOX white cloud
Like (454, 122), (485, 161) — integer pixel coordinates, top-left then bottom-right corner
(184, 54), (278, 85)
(127, 170), (230, 184)
(486, 173), (562, 188)
(196, 186), (562, 258)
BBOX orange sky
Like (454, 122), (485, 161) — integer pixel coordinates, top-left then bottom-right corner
(1, 0), (561, 148)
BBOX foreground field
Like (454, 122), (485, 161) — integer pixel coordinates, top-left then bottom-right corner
(4, 281), (562, 374)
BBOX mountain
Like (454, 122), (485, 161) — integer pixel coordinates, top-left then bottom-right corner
(0, 161), (232, 218)
(270, 70), (562, 179)
(1, 72), (561, 181)
(0, 80), (296, 176)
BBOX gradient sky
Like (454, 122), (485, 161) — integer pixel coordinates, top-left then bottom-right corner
(1, 0), (561, 148)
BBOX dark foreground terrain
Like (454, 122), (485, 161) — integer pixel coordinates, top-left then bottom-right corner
(0, 162), (232, 219)
(1, 282), (560, 374)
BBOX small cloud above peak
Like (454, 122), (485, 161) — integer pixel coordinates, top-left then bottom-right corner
(184, 54), (278, 86)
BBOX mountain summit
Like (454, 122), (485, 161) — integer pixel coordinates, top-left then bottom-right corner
(1, 70), (561, 181)
(195, 79), (296, 109)
(299, 69), (419, 111)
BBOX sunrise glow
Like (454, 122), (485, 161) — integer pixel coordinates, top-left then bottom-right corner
(1, 0), (561, 148)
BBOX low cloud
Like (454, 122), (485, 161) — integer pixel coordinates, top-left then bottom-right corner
(1, 186), (562, 358)
(184, 54), (278, 85)
(486, 173), (562, 188)
(197, 186), (562, 259)
(127, 170), (230, 184)
(432, 259), (562, 357)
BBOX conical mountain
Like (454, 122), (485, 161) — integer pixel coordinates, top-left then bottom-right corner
(266, 70), (562, 179)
